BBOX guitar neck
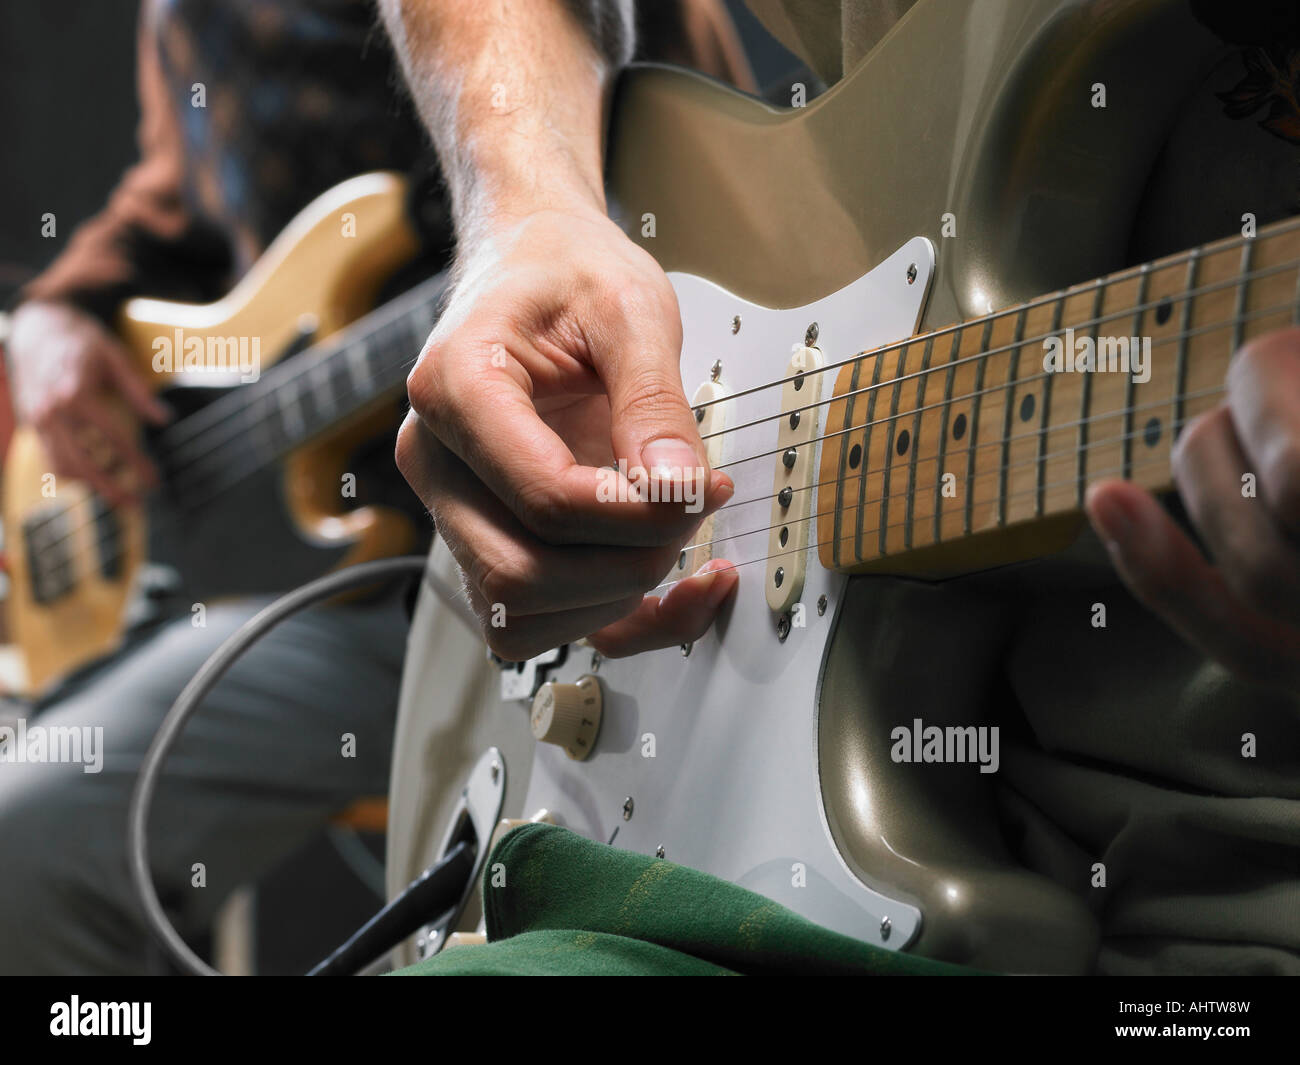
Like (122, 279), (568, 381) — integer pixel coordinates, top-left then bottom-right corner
(817, 217), (1300, 574)
(156, 271), (447, 485)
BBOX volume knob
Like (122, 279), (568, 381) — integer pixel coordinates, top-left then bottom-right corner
(530, 675), (602, 761)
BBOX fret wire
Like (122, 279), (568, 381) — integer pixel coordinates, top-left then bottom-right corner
(1076, 281), (1106, 505)
(1174, 249), (1201, 440)
(311, 358), (335, 420)
(903, 334), (935, 550)
(347, 337), (371, 393)
(996, 307), (1028, 528)
(853, 348), (886, 561)
(1036, 296), (1065, 517)
(1233, 238), (1255, 354)
(832, 351), (863, 569)
(877, 340), (910, 556)
(962, 317), (995, 538)
(1124, 264), (1151, 481)
(933, 328), (961, 545)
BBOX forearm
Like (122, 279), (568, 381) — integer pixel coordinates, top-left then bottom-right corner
(379, 0), (634, 244)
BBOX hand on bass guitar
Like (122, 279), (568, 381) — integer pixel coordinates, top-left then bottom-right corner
(8, 300), (169, 506)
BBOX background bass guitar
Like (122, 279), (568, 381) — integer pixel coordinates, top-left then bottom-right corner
(4, 172), (443, 693)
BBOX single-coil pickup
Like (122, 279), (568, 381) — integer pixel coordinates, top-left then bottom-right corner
(676, 377), (729, 577)
(766, 346), (822, 613)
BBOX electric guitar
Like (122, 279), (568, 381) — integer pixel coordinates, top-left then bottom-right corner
(386, 0), (1300, 973)
(3, 172), (446, 692)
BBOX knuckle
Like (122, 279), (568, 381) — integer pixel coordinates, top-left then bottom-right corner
(477, 554), (532, 614)
(404, 346), (446, 423)
(393, 415), (423, 485)
(599, 270), (681, 340)
(513, 478), (578, 543)
(614, 366), (686, 425)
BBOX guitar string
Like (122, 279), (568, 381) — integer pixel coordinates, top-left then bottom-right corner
(712, 297), (1295, 475)
(682, 383), (1228, 560)
(709, 293), (1298, 515)
(708, 261), (1300, 466)
(651, 444), (1214, 596)
(18, 290), (1287, 587)
(716, 380), (1214, 516)
(687, 215), (1300, 418)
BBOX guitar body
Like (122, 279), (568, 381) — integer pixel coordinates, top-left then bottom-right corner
(4, 172), (420, 692)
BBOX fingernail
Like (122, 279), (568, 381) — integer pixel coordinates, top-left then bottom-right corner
(642, 438), (703, 484)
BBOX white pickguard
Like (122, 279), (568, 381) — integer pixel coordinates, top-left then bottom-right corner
(514, 238), (935, 950)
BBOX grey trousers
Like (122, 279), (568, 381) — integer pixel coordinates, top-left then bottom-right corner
(0, 593), (409, 974)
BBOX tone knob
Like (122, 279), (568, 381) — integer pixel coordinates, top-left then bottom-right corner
(530, 675), (602, 760)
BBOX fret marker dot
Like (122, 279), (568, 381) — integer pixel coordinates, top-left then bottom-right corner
(896, 429), (910, 456)
(1143, 417), (1161, 448)
(849, 443), (862, 469)
(1155, 298), (1173, 326)
(1019, 394), (1035, 422)
(953, 413), (967, 441)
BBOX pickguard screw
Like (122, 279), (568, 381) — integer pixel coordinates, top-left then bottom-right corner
(777, 613), (791, 642)
(730, 316), (741, 335)
(711, 359), (723, 380)
(817, 594), (828, 616)
(880, 915), (892, 940)
(906, 263), (917, 285)
(623, 797), (635, 821)
(490, 760), (501, 784)
(805, 322), (819, 347)
(655, 845), (666, 859)
(681, 641), (692, 657)
(590, 650), (602, 672)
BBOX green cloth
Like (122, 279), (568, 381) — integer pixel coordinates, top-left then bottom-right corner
(391, 823), (977, 976)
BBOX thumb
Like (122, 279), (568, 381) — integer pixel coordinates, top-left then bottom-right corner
(595, 296), (710, 492)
